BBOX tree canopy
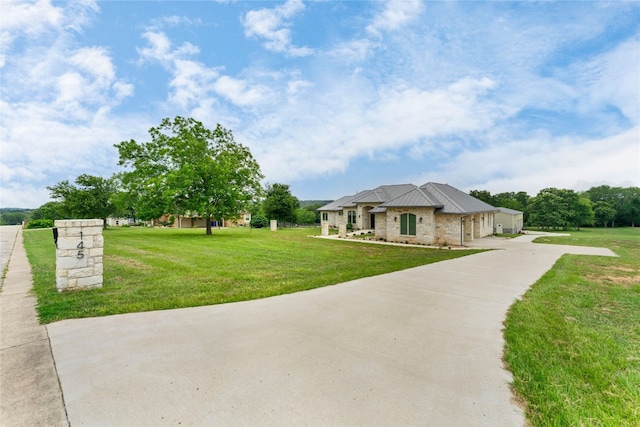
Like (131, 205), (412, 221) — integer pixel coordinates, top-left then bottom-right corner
(47, 174), (117, 228)
(586, 185), (640, 227)
(524, 188), (596, 230)
(262, 183), (299, 226)
(115, 116), (263, 235)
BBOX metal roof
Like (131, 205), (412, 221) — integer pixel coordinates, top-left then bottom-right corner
(497, 207), (523, 215)
(318, 182), (498, 215)
(380, 187), (443, 208)
(316, 194), (358, 211)
(420, 183), (498, 214)
(349, 184), (417, 204)
(368, 206), (387, 213)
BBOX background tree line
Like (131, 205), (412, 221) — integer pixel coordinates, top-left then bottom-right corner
(470, 185), (640, 230)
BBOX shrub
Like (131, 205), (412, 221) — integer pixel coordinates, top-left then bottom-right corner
(27, 219), (54, 229)
(346, 222), (353, 231)
(250, 214), (268, 228)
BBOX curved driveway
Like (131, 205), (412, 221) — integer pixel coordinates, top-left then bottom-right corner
(46, 234), (615, 426)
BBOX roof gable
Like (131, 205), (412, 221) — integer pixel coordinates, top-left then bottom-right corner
(420, 183), (497, 214)
(380, 187), (443, 208)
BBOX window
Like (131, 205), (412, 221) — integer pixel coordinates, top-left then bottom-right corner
(322, 212), (328, 221)
(348, 210), (356, 224)
(400, 213), (416, 235)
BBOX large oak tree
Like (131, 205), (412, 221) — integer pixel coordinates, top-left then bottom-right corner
(115, 117), (263, 235)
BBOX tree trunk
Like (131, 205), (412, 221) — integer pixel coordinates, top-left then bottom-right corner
(206, 214), (212, 235)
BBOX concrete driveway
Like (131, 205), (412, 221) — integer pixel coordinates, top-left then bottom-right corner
(45, 233), (615, 426)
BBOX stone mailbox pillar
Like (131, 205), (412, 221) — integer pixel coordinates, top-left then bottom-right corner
(321, 222), (329, 236)
(54, 219), (104, 292)
(270, 220), (277, 231)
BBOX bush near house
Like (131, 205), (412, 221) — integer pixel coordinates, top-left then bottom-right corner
(250, 214), (268, 228)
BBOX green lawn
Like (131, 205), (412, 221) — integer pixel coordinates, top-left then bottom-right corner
(504, 228), (640, 426)
(24, 226), (483, 323)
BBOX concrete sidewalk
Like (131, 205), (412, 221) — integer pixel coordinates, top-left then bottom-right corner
(0, 226), (68, 426)
(45, 233), (614, 426)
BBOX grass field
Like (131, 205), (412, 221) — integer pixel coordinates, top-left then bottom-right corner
(24, 226), (483, 323)
(503, 228), (640, 426)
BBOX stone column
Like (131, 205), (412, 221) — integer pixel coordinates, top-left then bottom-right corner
(270, 220), (278, 231)
(321, 223), (329, 236)
(54, 219), (104, 292)
(338, 223), (347, 238)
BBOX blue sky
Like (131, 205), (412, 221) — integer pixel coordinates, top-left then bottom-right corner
(1, 0), (639, 208)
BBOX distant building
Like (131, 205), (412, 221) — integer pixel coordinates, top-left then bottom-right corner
(106, 217), (141, 227)
(494, 207), (524, 234)
(162, 211), (252, 228)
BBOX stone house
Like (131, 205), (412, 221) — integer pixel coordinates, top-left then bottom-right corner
(162, 211), (251, 228)
(317, 194), (358, 228)
(494, 207), (524, 234)
(106, 217), (139, 227)
(318, 182), (498, 246)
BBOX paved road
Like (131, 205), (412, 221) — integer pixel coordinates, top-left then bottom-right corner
(46, 234), (615, 426)
(0, 225), (20, 288)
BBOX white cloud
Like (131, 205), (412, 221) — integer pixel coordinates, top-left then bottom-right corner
(579, 38), (640, 126)
(0, 0), (64, 57)
(417, 127), (640, 195)
(137, 30), (276, 112)
(147, 15), (202, 31)
(242, 75), (501, 183)
(0, 100), (150, 208)
(286, 79), (312, 97)
(243, 0), (312, 56)
(213, 76), (271, 107)
(366, 0), (424, 36)
(326, 39), (375, 63)
(138, 31), (200, 65)
(169, 59), (220, 110)
(0, 1), (140, 208)
(0, 0), (99, 63)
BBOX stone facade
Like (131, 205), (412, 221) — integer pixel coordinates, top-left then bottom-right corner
(321, 211), (342, 228)
(385, 207), (437, 245)
(433, 213), (494, 246)
(54, 219), (103, 291)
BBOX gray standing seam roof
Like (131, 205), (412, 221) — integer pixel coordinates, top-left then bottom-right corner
(318, 182), (498, 215)
(421, 183), (498, 214)
(316, 194), (359, 211)
(497, 207), (523, 215)
(379, 187), (443, 208)
(349, 184), (417, 204)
